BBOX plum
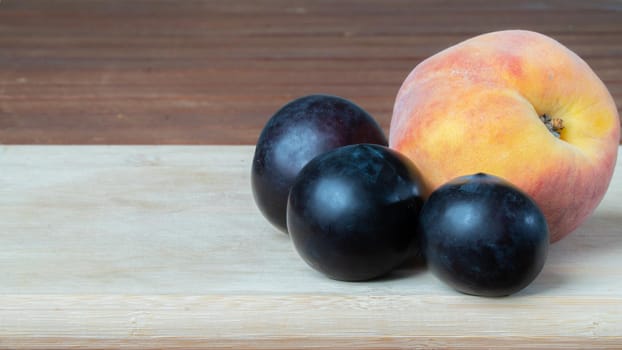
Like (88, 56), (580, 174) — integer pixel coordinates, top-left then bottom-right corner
(420, 173), (549, 297)
(251, 94), (387, 233)
(286, 144), (427, 281)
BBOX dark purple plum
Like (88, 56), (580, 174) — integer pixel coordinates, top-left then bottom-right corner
(251, 94), (387, 233)
(286, 144), (427, 281)
(420, 173), (549, 297)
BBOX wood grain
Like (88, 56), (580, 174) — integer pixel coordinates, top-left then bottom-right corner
(0, 145), (621, 348)
(0, 0), (621, 144)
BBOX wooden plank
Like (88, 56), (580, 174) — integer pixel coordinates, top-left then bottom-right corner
(0, 145), (621, 348)
(0, 0), (620, 144)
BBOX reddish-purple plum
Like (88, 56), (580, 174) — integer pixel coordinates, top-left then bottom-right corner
(286, 144), (427, 281)
(420, 173), (549, 297)
(251, 94), (387, 233)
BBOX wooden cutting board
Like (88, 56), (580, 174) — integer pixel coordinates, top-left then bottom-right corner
(1, 145), (621, 349)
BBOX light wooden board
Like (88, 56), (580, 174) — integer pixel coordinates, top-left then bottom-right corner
(0, 145), (621, 349)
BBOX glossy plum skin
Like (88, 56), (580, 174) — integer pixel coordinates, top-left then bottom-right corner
(251, 94), (387, 233)
(420, 173), (549, 297)
(287, 144), (427, 281)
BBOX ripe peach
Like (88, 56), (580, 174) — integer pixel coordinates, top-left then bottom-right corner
(390, 30), (620, 242)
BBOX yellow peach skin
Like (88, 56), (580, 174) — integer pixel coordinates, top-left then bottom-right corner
(390, 30), (620, 242)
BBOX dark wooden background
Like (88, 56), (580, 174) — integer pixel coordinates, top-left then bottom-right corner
(1, 0), (621, 144)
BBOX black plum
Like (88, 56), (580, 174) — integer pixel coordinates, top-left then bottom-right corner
(286, 144), (427, 281)
(251, 94), (387, 233)
(420, 173), (549, 297)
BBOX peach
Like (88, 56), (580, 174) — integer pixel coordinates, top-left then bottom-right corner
(390, 30), (620, 242)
